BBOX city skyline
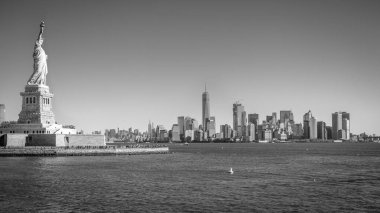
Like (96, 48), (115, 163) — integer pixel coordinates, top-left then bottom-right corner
(0, 82), (367, 136)
(0, 0), (379, 135)
(0, 63), (374, 136)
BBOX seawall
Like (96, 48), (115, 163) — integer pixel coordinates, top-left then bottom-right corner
(0, 145), (169, 157)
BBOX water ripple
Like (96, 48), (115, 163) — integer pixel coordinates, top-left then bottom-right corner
(0, 143), (379, 212)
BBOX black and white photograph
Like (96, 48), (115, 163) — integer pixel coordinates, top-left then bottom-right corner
(0, 0), (379, 212)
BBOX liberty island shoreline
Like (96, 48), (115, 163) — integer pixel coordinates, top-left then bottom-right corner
(3, 137), (376, 157)
(0, 144), (169, 157)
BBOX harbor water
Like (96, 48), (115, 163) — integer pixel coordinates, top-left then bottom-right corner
(0, 143), (379, 212)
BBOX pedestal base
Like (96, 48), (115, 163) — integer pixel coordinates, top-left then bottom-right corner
(18, 84), (55, 125)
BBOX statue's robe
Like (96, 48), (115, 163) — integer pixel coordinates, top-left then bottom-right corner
(27, 39), (48, 85)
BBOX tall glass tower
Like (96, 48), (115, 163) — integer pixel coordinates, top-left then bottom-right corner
(233, 102), (245, 138)
(303, 110), (312, 139)
(202, 84), (210, 131)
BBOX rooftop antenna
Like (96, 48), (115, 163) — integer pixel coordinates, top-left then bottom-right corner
(205, 83), (207, 92)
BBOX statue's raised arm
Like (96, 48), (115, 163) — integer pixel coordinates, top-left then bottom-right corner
(38, 21), (45, 41)
(27, 21), (48, 85)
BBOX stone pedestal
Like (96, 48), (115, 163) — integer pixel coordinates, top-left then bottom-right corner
(18, 85), (55, 125)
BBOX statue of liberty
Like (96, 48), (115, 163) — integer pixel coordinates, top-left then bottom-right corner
(27, 22), (48, 85)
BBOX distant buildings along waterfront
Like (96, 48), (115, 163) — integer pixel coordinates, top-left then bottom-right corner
(133, 86), (362, 142)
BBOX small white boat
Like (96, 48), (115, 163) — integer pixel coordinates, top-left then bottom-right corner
(228, 168), (234, 174)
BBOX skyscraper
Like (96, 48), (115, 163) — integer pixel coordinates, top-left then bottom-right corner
(303, 110), (312, 139)
(343, 117), (350, 140)
(272, 112), (277, 124)
(241, 111), (247, 137)
(177, 116), (185, 141)
(0, 104), (5, 124)
(242, 111), (247, 126)
(326, 126), (333, 139)
(247, 123), (255, 141)
(309, 116), (317, 139)
(202, 85), (210, 131)
(248, 113), (259, 139)
(171, 124), (180, 142)
(317, 121), (327, 140)
(332, 112), (350, 140)
(233, 102), (245, 138)
(148, 120), (153, 138)
(206, 116), (216, 137)
(332, 112), (342, 140)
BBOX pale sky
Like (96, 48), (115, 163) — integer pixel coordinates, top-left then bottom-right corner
(0, 0), (379, 135)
